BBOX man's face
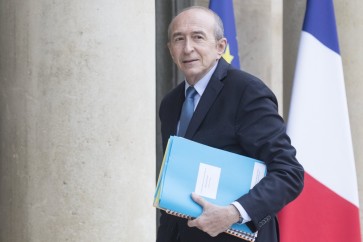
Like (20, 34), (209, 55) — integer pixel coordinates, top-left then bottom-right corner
(168, 9), (226, 85)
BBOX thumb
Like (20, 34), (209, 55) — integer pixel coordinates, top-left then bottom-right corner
(191, 192), (207, 208)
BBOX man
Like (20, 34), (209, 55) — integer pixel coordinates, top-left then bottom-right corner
(157, 6), (304, 242)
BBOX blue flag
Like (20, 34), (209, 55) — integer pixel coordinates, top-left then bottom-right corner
(209, 0), (240, 69)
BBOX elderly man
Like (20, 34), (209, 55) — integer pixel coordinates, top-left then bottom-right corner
(157, 6), (304, 242)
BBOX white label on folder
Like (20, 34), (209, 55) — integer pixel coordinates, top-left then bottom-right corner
(195, 163), (221, 199)
(251, 162), (266, 189)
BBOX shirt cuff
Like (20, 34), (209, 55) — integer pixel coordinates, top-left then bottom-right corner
(231, 201), (251, 223)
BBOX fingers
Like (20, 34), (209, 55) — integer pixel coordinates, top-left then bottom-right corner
(187, 194), (228, 237)
(187, 217), (197, 227)
(187, 216), (225, 237)
(188, 193), (206, 228)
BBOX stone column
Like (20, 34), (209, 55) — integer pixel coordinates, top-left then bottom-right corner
(335, 0), (363, 236)
(282, 0), (305, 118)
(235, 0), (283, 111)
(0, 1), (155, 241)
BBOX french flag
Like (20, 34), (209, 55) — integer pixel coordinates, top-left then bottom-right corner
(278, 0), (362, 241)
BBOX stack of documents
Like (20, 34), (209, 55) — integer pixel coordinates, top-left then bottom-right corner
(154, 136), (266, 241)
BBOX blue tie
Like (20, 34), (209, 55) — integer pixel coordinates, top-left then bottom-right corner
(178, 86), (197, 137)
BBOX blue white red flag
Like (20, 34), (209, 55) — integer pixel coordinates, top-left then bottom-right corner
(279, 0), (361, 241)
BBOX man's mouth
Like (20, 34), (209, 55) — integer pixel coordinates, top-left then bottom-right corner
(183, 59), (198, 64)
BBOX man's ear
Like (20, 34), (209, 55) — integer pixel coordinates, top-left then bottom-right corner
(217, 38), (227, 57)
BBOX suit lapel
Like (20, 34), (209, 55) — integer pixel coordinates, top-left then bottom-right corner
(168, 82), (185, 136)
(184, 59), (230, 139)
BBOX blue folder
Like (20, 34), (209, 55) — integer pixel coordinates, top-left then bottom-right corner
(154, 136), (266, 241)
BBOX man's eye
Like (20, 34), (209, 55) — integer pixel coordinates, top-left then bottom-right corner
(174, 37), (184, 42)
(194, 35), (203, 40)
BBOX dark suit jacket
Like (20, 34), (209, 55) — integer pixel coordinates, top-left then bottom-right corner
(157, 58), (304, 242)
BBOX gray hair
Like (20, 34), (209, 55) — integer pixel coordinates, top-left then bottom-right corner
(167, 6), (225, 42)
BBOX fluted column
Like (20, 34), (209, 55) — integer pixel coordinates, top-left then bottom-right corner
(335, 0), (363, 237)
(0, 1), (155, 241)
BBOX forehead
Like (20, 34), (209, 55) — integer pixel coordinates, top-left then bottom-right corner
(171, 9), (215, 35)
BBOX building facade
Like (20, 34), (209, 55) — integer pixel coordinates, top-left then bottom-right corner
(1, 0), (362, 241)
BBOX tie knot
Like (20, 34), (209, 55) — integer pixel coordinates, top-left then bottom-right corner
(186, 86), (197, 99)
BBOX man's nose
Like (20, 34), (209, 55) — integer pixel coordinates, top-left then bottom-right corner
(183, 38), (194, 53)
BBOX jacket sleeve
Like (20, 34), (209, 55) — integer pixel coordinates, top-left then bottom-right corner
(234, 79), (304, 231)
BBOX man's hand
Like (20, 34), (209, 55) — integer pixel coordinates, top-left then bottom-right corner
(187, 193), (240, 237)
